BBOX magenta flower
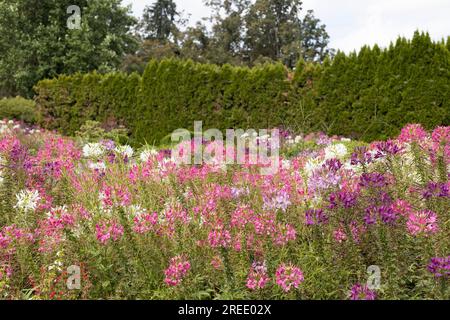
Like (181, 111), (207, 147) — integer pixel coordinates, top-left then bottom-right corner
(246, 261), (270, 291)
(349, 283), (377, 300)
(406, 210), (439, 236)
(398, 124), (428, 144)
(333, 228), (347, 243)
(208, 226), (232, 248)
(275, 263), (304, 292)
(164, 255), (191, 287)
(95, 220), (124, 245)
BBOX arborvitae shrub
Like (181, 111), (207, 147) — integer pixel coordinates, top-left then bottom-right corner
(34, 33), (450, 144)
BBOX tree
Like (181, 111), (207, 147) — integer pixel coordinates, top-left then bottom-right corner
(204, 0), (250, 65)
(139, 0), (183, 42)
(245, 0), (303, 68)
(179, 22), (212, 63)
(299, 10), (333, 62)
(0, 0), (137, 98)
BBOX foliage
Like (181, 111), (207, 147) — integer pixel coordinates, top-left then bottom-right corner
(139, 0), (182, 42)
(0, 0), (138, 98)
(0, 97), (39, 124)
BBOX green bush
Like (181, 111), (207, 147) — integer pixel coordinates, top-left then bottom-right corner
(0, 96), (39, 124)
(34, 32), (450, 144)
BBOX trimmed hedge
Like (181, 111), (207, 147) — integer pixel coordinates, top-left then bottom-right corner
(297, 32), (450, 141)
(35, 60), (290, 144)
(34, 32), (450, 144)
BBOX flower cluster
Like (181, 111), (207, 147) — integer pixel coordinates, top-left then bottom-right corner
(246, 261), (270, 290)
(428, 256), (450, 278)
(0, 122), (448, 299)
(349, 284), (377, 300)
(164, 255), (191, 286)
(275, 264), (304, 293)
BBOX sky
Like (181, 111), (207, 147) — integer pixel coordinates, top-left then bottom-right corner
(122, 0), (450, 53)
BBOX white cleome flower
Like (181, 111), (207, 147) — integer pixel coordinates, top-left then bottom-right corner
(127, 204), (147, 217)
(15, 189), (40, 213)
(115, 145), (134, 158)
(324, 143), (348, 160)
(82, 143), (105, 158)
(139, 148), (158, 163)
(304, 157), (324, 176)
(282, 159), (291, 170)
(88, 161), (106, 171)
(294, 135), (303, 144)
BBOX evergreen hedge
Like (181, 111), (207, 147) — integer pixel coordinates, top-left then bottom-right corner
(34, 32), (450, 144)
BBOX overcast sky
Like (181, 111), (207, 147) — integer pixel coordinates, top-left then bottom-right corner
(123, 0), (450, 53)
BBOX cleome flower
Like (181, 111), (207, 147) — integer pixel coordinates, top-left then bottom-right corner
(275, 263), (304, 292)
(349, 283), (377, 300)
(324, 143), (348, 160)
(139, 148), (158, 163)
(14, 189), (40, 213)
(114, 145), (134, 159)
(82, 143), (105, 158)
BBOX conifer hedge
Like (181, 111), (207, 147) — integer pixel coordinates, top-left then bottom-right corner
(34, 32), (450, 144)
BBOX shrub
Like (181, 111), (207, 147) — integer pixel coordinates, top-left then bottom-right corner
(0, 96), (39, 124)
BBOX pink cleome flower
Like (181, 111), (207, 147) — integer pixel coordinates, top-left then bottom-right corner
(246, 261), (270, 291)
(398, 124), (428, 144)
(406, 210), (439, 236)
(164, 255), (191, 287)
(95, 220), (124, 245)
(349, 283), (377, 300)
(275, 263), (304, 292)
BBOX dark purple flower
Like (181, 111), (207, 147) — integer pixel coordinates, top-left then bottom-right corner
(351, 146), (372, 166)
(323, 159), (342, 172)
(329, 190), (358, 209)
(378, 205), (398, 224)
(428, 256), (450, 278)
(379, 192), (393, 205)
(423, 182), (449, 199)
(364, 206), (378, 225)
(305, 209), (329, 226)
(374, 140), (402, 157)
(359, 173), (387, 188)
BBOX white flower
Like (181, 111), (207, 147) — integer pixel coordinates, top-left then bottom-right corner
(294, 135), (303, 144)
(48, 260), (63, 272)
(341, 138), (352, 142)
(127, 205), (147, 217)
(140, 148), (158, 162)
(324, 143), (348, 160)
(88, 161), (106, 171)
(115, 145), (134, 158)
(82, 143), (105, 158)
(304, 158), (323, 176)
(309, 196), (323, 208)
(304, 157), (323, 176)
(282, 159), (291, 170)
(15, 189), (40, 213)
